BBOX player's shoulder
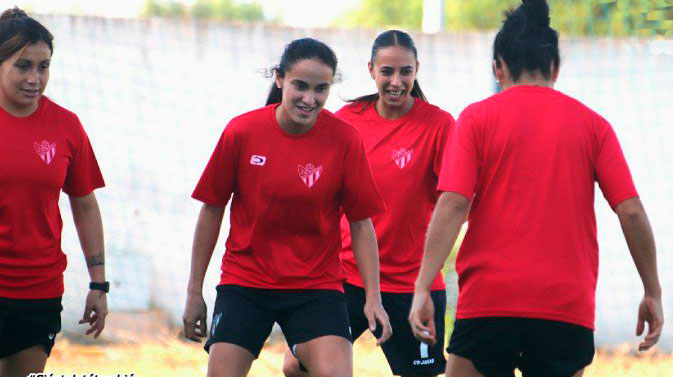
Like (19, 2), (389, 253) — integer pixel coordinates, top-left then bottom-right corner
(335, 101), (373, 120)
(317, 108), (366, 148)
(229, 104), (274, 125)
(40, 96), (80, 124)
(415, 99), (455, 125)
(224, 104), (275, 134)
(322, 108), (361, 136)
(553, 90), (608, 124)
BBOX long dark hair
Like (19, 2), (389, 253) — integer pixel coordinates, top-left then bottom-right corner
(265, 38), (338, 105)
(0, 7), (53, 63)
(493, 0), (560, 82)
(349, 30), (427, 109)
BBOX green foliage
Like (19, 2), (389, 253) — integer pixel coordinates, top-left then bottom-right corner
(144, 0), (264, 22)
(542, 0), (673, 37)
(339, 0), (672, 37)
(144, 0), (187, 18)
(334, 0), (424, 29)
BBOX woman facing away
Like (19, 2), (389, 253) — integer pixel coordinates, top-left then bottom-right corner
(409, 1), (663, 376)
(182, 37), (392, 377)
(283, 30), (455, 377)
(0, 7), (108, 377)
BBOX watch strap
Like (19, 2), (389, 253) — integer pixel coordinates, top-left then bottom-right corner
(89, 281), (110, 293)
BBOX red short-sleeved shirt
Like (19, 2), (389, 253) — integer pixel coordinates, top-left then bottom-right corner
(193, 105), (385, 291)
(0, 96), (105, 299)
(336, 99), (454, 292)
(438, 86), (638, 329)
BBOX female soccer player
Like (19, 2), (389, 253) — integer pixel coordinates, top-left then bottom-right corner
(409, 1), (663, 376)
(183, 37), (392, 377)
(283, 30), (454, 377)
(0, 8), (108, 377)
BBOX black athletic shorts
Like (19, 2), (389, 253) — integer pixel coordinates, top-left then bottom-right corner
(447, 317), (595, 377)
(0, 296), (62, 358)
(345, 283), (447, 376)
(205, 284), (352, 358)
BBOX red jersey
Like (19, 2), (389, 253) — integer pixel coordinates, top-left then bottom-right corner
(193, 105), (385, 291)
(0, 96), (105, 299)
(336, 99), (454, 292)
(438, 86), (638, 329)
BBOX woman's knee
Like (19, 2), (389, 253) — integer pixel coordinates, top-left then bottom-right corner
(308, 363), (352, 377)
(295, 336), (352, 377)
(206, 342), (255, 377)
(282, 350), (306, 377)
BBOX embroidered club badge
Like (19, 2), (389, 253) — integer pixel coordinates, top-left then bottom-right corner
(34, 141), (56, 165)
(298, 163), (322, 188)
(392, 148), (413, 169)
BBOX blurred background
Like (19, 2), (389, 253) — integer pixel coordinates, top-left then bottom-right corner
(3, 0), (671, 375)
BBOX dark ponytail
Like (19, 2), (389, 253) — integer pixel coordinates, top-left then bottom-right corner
(492, 0), (560, 81)
(265, 38), (338, 106)
(0, 7), (53, 63)
(349, 30), (427, 110)
(265, 80), (282, 106)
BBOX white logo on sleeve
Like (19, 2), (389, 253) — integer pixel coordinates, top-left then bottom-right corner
(392, 148), (413, 169)
(34, 141), (56, 165)
(250, 155), (267, 166)
(298, 163), (322, 188)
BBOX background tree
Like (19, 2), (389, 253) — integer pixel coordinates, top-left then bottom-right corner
(144, 0), (264, 22)
(338, 0), (672, 37)
(333, 0), (424, 30)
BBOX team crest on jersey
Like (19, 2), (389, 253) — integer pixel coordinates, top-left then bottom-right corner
(298, 163), (322, 188)
(34, 141), (56, 165)
(392, 148), (413, 169)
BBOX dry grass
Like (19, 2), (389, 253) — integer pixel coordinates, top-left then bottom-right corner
(45, 332), (672, 377)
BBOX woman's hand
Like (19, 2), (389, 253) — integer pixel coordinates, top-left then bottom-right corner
(183, 293), (208, 342)
(364, 297), (392, 345)
(79, 289), (108, 338)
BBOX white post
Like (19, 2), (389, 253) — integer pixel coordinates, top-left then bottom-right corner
(422, 0), (444, 33)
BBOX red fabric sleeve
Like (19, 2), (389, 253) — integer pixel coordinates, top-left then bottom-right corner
(433, 115), (455, 178)
(62, 117), (105, 197)
(341, 136), (386, 222)
(437, 110), (479, 200)
(594, 121), (638, 209)
(192, 125), (238, 206)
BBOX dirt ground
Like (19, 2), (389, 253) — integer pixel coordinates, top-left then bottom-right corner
(45, 330), (672, 377)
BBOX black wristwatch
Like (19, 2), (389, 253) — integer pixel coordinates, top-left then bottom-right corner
(89, 281), (110, 293)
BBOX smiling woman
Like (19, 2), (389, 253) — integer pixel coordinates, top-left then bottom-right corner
(282, 29), (455, 377)
(183, 37), (391, 377)
(348, 30), (427, 118)
(0, 12), (53, 117)
(0, 40), (51, 116)
(265, 38), (338, 134)
(0, 7), (108, 377)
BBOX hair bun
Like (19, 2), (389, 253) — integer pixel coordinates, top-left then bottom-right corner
(1, 7), (28, 21)
(521, 0), (550, 28)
